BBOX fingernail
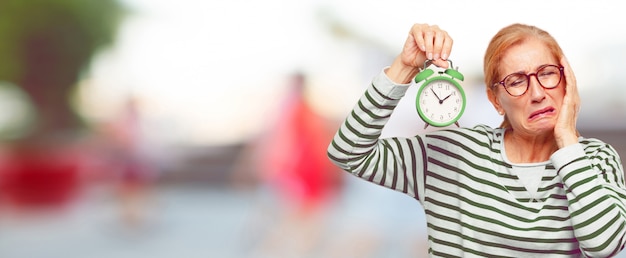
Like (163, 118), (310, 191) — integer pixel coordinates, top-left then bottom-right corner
(427, 52), (433, 60)
(421, 45), (426, 51)
(434, 53), (440, 60)
(441, 53), (448, 60)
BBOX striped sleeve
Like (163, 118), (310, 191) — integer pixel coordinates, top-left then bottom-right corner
(327, 69), (427, 201)
(552, 142), (626, 257)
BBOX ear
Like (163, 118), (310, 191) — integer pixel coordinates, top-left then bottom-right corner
(487, 87), (504, 115)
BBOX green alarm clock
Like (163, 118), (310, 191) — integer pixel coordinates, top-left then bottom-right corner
(414, 59), (466, 128)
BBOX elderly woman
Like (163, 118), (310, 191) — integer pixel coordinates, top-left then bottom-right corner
(327, 23), (626, 257)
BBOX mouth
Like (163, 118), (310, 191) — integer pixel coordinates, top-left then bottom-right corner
(529, 107), (555, 120)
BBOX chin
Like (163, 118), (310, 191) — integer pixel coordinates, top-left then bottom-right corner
(527, 122), (556, 134)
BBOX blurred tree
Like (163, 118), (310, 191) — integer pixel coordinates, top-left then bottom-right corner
(0, 0), (123, 144)
(0, 0), (124, 208)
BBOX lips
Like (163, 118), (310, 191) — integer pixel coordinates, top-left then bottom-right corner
(529, 107), (555, 120)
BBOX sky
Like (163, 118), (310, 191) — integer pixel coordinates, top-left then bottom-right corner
(76, 0), (626, 146)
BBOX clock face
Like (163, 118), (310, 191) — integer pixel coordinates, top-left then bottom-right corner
(416, 77), (466, 127)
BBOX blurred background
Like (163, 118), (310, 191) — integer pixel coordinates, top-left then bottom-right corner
(0, 0), (624, 257)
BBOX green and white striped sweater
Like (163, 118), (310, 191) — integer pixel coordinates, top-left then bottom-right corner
(327, 70), (626, 257)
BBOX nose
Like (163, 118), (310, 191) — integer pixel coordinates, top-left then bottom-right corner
(527, 74), (546, 102)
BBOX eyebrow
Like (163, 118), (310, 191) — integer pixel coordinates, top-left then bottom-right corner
(507, 63), (554, 75)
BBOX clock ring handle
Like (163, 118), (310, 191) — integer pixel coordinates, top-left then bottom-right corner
(419, 59), (464, 82)
(421, 59), (457, 71)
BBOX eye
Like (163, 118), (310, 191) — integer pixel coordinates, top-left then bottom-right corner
(505, 74), (527, 88)
(538, 70), (555, 76)
(538, 66), (559, 78)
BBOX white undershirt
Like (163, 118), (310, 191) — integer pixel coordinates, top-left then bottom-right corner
(511, 166), (546, 201)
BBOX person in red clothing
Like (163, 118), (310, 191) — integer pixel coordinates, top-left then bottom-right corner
(262, 73), (341, 210)
(232, 72), (343, 256)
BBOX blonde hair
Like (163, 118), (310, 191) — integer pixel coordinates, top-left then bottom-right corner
(483, 24), (564, 128)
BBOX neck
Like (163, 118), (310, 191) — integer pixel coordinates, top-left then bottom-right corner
(504, 128), (558, 163)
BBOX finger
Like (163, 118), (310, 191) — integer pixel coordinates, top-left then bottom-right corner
(441, 33), (453, 60)
(560, 57), (577, 93)
(423, 26), (435, 60)
(411, 24), (427, 52)
(432, 28), (445, 60)
(560, 56), (580, 106)
(431, 59), (449, 69)
(560, 57), (581, 124)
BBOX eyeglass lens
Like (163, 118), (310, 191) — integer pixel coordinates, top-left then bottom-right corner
(503, 65), (561, 96)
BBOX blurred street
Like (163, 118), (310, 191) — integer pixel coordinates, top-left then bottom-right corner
(0, 176), (429, 258)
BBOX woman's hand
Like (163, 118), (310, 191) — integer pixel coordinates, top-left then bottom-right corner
(554, 56), (580, 148)
(386, 23), (453, 84)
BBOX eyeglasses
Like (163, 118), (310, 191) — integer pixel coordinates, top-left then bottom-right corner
(494, 64), (564, 97)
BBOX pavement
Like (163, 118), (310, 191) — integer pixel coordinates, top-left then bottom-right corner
(0, 175), (430, 258)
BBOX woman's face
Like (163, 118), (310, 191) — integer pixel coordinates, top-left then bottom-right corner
(490, 38), (565, 136)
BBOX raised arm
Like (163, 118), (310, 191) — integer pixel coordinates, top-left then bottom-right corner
(553, 141), (626, 256)
(386, 23), (453, 84)
(326, 23), (452, 200)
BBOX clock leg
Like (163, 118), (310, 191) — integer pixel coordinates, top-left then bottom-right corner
(455, 122), (460, 127)
(424, 123), (429, 129)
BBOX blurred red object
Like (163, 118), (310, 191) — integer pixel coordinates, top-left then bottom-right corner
(0, 147), (82, 209)
(257, 73), (343, 211)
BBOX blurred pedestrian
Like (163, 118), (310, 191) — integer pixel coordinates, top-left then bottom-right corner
(233, 72), (343, 256)
(102, 96), (158, 230)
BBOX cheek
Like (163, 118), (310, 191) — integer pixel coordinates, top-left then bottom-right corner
(548, 88), (566, 105)
(499, 95), (522, 112)
(499, 97), (528, 124)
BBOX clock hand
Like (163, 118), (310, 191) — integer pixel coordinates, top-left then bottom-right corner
(442, 94), (452, 103)
(431, 88), (443, 103)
